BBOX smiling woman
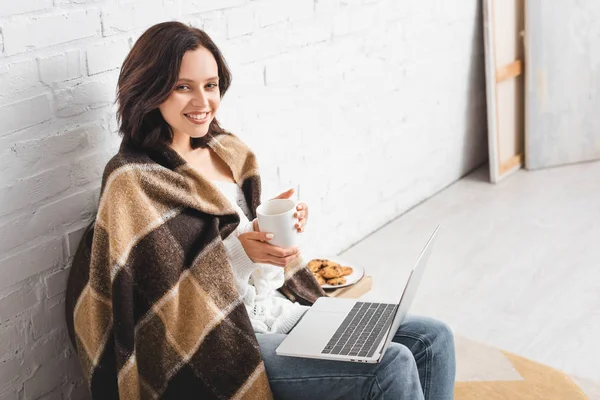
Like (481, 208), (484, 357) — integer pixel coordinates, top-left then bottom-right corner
(65, 21), (323, 400)
(65, 21), (455, 400)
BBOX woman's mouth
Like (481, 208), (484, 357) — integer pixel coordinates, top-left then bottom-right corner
(184, 112), (210, 124)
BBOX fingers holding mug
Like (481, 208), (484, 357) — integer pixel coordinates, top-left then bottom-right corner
(294, 202), (308, 233)
(257, 199), (301, 247)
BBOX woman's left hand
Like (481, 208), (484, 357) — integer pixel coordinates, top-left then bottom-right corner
(253, 188), (308, 233)
(265, 188), (309, 233)
(252, 189), (308, 232)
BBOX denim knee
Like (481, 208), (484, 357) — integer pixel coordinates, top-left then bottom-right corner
(374, 343), (423, 399)
(429, 320), (455, 355)
(386, 342), (416, 370)
(426, 319), (456, 392)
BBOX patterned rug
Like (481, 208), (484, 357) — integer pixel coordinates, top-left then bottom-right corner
(454, 335), (600, 399)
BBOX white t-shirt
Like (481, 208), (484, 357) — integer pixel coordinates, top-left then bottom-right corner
(212, 181), (308, 334)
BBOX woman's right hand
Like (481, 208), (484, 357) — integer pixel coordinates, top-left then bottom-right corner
(238, 231), (300, 267)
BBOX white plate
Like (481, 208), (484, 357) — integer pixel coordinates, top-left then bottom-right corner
(307, 256), (365, 289)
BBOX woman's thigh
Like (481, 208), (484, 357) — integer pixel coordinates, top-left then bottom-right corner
(257, 332), (423, 400)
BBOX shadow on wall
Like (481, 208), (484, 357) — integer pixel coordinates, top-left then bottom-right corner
(462, 0), (489, 181)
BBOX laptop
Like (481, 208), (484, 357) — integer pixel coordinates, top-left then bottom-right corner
(276, 225), (440, 363)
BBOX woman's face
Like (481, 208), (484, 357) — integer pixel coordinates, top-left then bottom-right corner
(159, 47), (221, 140)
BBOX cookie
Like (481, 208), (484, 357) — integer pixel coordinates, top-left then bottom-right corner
(320, 265), (342, 279)
(340, 266), (353, 276)
(326, 277), (346, 286)
(314, 274), (326, 285)
(322, 260), (341, 269)
(308, 259), (325, 273)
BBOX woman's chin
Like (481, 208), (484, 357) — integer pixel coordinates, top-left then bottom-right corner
(185, 127), (210, 138)
(188, 123), (213, 138)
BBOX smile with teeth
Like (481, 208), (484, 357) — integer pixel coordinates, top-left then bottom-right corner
(185, 112), (209, 121)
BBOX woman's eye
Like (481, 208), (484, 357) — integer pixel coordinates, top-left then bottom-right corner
(207, 83), (219, 89)
(176, 85), (190, 91)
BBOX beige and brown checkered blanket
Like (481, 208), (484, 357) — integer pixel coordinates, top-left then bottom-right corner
(65, 133), (325, 399)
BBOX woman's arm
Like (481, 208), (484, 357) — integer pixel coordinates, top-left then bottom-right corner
(222, 234), (259, 297)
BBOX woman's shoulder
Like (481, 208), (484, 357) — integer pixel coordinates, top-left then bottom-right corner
(211, 131), (255, 160)
(98, 143), (183, 198)
(211, 130), (245, 147)
(100, 147), (151, 183)
(96, 146), (183, 213)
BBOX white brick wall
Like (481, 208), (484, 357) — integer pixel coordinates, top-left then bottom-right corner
(0, 60), (39, 98)
(0, 0), (487, 398)
(38, 50), (82, 84)
(2, 10), (101, 55)
(86, 39), (129, 75)
(0, 0), (52, 18)
(0, 95), (52, 135)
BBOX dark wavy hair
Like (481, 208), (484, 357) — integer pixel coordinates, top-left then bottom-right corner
(116, 21), (232, 150)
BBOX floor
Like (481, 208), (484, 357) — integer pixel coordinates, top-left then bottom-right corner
(341, 160), (600, 386)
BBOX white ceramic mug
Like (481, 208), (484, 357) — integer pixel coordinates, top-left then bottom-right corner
(256, 199), (298, 248)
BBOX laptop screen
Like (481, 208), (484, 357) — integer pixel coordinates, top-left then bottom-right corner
(377, 225), (440, 361)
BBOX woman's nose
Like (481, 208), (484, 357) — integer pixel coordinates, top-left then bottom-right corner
(191, 90), (209, 108)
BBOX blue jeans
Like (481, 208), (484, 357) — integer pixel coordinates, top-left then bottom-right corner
(257, 315), (456, 400)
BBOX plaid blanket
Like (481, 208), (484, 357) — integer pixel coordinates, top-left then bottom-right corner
(65, 133), (325, 399)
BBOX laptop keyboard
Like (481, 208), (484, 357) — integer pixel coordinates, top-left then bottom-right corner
(321, 302), (396, 358)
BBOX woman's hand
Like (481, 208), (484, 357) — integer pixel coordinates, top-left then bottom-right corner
(238, 231), (300, 267)
(271, 188), (309, 233)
